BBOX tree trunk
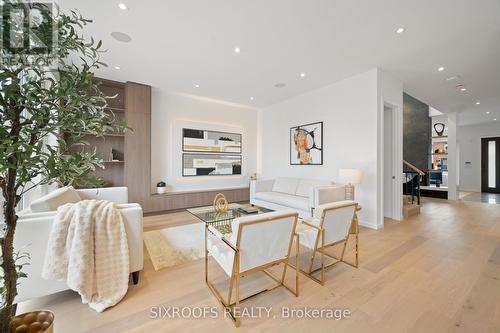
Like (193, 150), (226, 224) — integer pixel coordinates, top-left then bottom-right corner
(0, 177), (19, 333)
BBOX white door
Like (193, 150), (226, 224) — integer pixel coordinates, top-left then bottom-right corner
(384, 106), (394, 218)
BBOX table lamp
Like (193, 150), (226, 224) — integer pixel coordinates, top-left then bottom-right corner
(339, 169), (363, 200)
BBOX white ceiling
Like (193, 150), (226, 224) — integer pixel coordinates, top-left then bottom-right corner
(60, 0), (500, 126)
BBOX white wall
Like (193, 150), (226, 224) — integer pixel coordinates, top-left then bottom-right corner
(458, 122), (500, 192)
(151, 91), (258, 192)
(259, 69), (402, 229)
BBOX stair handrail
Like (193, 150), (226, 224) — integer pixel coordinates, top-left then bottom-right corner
(403, 160), (425, 176)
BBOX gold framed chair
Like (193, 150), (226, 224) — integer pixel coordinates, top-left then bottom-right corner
(205, 210), (300, 327)
(295, 200), (358, 285)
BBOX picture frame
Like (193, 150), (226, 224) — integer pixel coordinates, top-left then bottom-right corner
(290, 121), (323, 165)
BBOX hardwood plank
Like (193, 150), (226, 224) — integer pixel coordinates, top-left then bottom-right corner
(16, 198), (500, 332)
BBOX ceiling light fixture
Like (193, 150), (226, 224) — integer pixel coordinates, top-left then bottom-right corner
(486, 111), (490, 114)
(396, 27), (405, 34)
(300, 72), (306, 78)
(476, 102), (481, 105)
(250, 97), (254, 100)
(118, 3), (127, 10)
(194, 84), (200, 88)
(114, 66), (120, 70)
(234, 47), (241, 53)
(494, 118), (498, 121)
(460, 87), (467, 92)
(438, 67), (445, 72)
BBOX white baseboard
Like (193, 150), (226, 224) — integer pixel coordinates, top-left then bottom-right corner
(358, 219), (383, 230)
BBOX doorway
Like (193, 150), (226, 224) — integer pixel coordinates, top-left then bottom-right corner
(481, 137), (500, 193)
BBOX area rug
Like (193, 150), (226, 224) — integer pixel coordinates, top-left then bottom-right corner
(143, 223), (205, 271)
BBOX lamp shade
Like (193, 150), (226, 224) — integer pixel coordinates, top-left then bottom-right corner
(339, 169), (363, 185)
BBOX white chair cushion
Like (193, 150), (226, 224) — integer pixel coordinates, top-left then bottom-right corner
(297, 227), (319, 250)
(272, 177), (299, 195)
(254, 192), (309, 211)
(207, 234), (235, 276)
(30, 186), (81, 213)
(295, 179), (333, 197)
(230, 210), (297, 273)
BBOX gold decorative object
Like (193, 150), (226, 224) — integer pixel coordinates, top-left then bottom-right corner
(10, 310), (54, 333)
(213, 193), (228, 213)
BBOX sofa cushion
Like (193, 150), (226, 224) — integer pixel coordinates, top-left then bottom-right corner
(30, 186), (81, 213)
(272, 177), (299, 195)
(255, 191), (309, 211)
(295, 179), (333, 197)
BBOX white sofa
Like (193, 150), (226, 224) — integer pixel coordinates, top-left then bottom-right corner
(12, 187), (144, 303)
(250, 178), (346, 218)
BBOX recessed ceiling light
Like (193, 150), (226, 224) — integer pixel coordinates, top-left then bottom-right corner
(194, 84), (200, 88)
(460, 87), (467, 92)
(234, 47), (241, 53)
(114, 66), (120, 70)
(486, 111), (490, 114)
(118, 3), (127, 10)
(300, 72), (306, 78)
(250, 97), (254, 100)
(446, 75), (460, 81)
(396, 27), (405, 34)
(438, 67), (445, 72)
(274, 82), (286, 88)
(494, 118), (498, 121)
(476, 101), (481, 105)
(111, 31), (132, 43)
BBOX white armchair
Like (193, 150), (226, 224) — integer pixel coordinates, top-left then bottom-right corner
(296, 200), (358, 285)
(205, 210), (299, 327)
(13, 187), (144, 303)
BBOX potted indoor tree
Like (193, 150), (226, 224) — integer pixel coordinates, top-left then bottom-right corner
(0, 1), (112, 331)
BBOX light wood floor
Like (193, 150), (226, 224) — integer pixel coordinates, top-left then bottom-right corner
(18, 198), (500, 332)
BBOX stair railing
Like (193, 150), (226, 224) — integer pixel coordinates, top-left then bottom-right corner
(403, 160), (424, 205)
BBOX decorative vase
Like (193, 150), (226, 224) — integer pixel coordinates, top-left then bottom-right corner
(433, 123), (446, 136)
(156, 181), (166, 194)
(10, 310), (54, 333)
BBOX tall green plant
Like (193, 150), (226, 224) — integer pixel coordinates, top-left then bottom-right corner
(0, 1), (112, 330)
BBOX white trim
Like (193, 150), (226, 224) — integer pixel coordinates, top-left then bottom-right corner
(379, 98), (403, 223)
(358, 219), (383, 230)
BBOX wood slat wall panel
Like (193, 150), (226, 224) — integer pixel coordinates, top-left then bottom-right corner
(124, 82), (152, 206)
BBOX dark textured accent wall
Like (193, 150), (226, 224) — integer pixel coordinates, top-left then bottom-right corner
(403, 93), (431, 172)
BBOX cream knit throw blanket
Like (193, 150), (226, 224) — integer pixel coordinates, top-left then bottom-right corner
(42, 200), (130, 312)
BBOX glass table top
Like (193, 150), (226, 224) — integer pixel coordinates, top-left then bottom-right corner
(187, 203), (271, 225)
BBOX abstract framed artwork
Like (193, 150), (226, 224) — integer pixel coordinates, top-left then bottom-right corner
(182, 128), (242, 154)
(182, 154), (242, 176)
(290, 121), (323, 165)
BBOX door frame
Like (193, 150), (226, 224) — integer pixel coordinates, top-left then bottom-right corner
(378, 99), (403, 225)
(481, 136), (500, 193)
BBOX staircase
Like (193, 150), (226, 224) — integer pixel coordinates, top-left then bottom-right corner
(402, 160), (424, 219)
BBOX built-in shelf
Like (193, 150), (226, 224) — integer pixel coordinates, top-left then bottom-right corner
(106, 107), (125, 113)
(102, 133), (125, 137)
(432, 136), (448, 139)
(421, 185), (448, 192)
(103, 160), (125, 163)
(80, 132), (125, 137)
(431, 153), (448, 155)
(428, 169), (448, 172)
